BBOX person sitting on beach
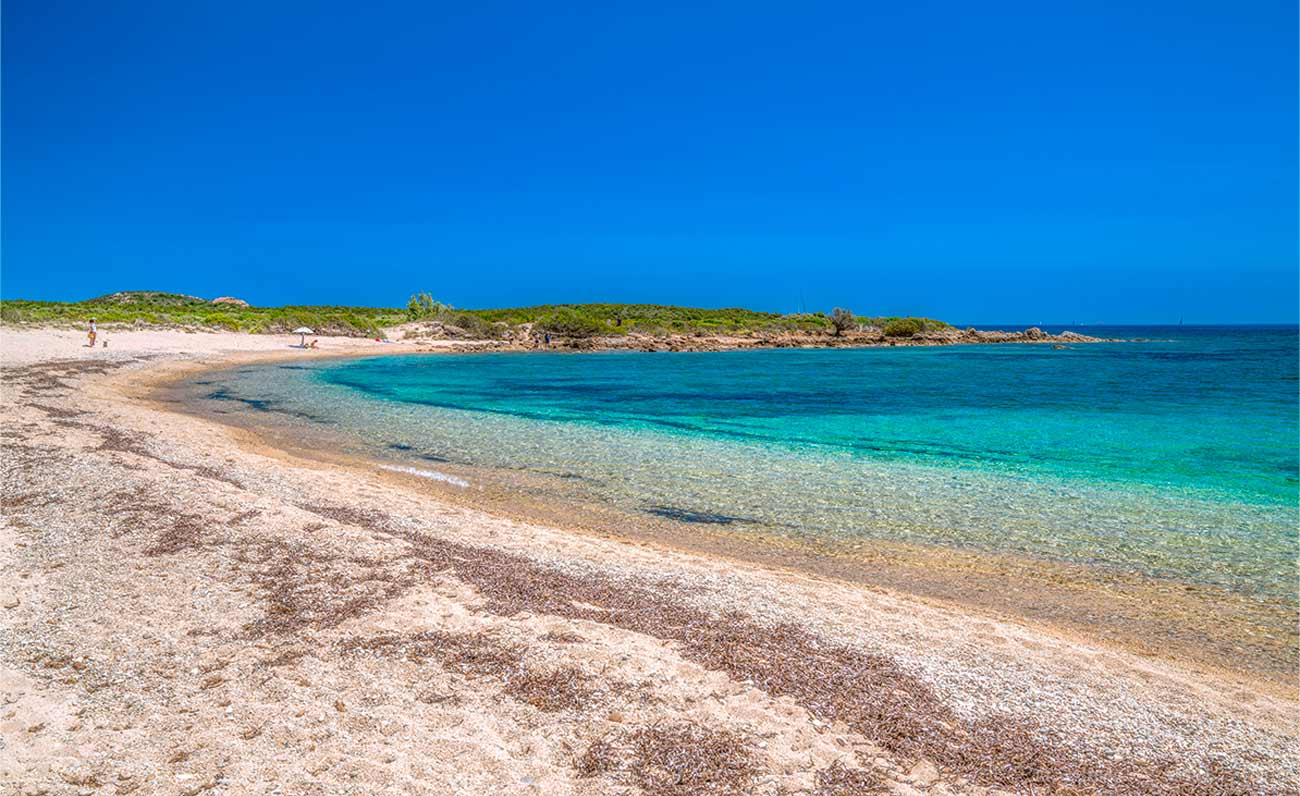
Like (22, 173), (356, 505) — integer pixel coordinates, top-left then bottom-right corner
(87, 318), (97, 348)
(309, 338), (319, 349)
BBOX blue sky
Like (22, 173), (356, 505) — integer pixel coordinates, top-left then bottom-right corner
(3, 0), (1296, 322)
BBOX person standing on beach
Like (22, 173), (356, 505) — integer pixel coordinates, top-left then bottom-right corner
(87, 318), (97, 348)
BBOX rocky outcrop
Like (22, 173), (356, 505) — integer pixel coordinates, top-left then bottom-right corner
(210, 296), (250, 307)
(387, 324), (1117, 353)
(523, 326), (1116, 353)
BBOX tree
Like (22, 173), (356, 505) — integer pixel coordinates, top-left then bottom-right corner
(830, 307), (855, 336)
(407, 293), (449, 320)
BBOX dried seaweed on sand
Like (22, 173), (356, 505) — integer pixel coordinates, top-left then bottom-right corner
(577, 722), (761, 796)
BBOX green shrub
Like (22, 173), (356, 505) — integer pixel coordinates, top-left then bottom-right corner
(445, 311), (498, 339)
(207, 313), (240, 332)
(884, 318), (922, 337)
(470, 303), (787, 334)
(537, 308), (605, 338)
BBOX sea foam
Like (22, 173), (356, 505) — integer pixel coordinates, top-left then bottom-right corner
(380, 464), (470, 487)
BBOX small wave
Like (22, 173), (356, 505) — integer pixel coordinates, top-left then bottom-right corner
(379, 464), (469, 487)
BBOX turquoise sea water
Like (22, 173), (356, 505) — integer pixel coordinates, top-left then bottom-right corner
(192, 327), (1298, 600)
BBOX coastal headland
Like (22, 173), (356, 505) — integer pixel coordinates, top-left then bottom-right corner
(2, 291), (1113, 354)
(1, 325), (1294, 795)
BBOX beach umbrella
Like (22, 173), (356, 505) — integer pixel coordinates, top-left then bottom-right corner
(293, 327), (314, 347)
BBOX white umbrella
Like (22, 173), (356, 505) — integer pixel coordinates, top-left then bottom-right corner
(292, 327), (314, 347)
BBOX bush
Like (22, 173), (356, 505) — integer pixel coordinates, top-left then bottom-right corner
(207, 313), (241, 332)
(537, 308), (605, 338)
(830, 307), (855, 336)
(884, 318), (922, 337)
(446, 311), (498, 339)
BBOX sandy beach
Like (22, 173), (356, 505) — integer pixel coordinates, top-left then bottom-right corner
(2, 328), (1297, 795)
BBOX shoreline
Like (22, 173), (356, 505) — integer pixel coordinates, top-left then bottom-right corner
(41, 327), (1300, 687)
(161, 359), (1300, 693)
(2, 328), (1296, 793)
(0, 320), (1118, 355)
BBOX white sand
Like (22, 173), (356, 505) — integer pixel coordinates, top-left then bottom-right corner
(1, 328), (1295, 795)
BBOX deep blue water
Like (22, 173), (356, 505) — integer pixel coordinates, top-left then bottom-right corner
(196, 326), (1299, 599)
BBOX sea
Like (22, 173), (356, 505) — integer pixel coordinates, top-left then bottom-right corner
(185, 326), (1299, 604)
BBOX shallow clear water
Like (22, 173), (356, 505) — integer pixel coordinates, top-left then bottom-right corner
(192, 326), (1299, 600)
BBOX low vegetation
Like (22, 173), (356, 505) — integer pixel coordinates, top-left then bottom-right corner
(883, 317), (923, 337)
(470, 302), (832, 336)
(463, 300), (950, 339)
(0, 291), (950, 340)
(1, 292), (398, 337)
(405, 292), (501, 338)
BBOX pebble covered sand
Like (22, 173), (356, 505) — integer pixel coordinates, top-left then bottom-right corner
(1, 328), (1296, 795)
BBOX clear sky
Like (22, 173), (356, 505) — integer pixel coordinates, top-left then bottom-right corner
(3, 1), (1296, 323)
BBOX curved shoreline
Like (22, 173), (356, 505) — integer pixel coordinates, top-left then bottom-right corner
(152, 339), (1298, 692)
(3, 327), (1296, 794)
